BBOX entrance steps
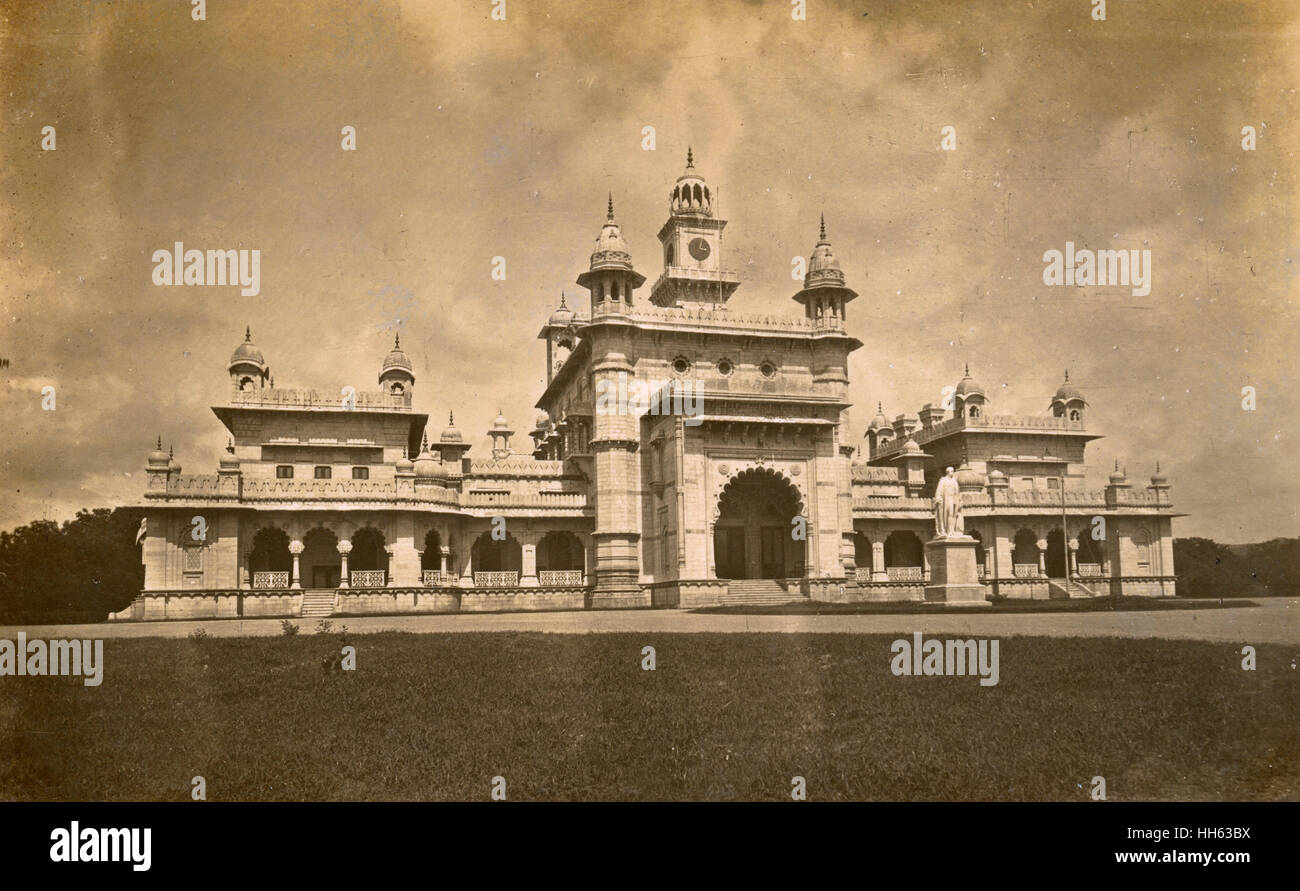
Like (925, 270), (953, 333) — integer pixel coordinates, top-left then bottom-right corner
(300, 590), (337, 617)
(719, 579), (807, 606)
(1048, 578), (1098, 599)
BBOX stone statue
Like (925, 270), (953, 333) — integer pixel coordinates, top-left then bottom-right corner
(933, 466), (963, 537)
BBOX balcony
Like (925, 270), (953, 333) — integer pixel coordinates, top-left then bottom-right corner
(252, 571), (289, 589)
(349, 570), (387, 588)
(474, 571), (519, 588)
(538, 570), (584, 586)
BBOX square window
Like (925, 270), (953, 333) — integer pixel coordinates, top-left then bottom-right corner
(314, 466), (332, 479)
(352, 466), (369, 480)
(276, 465), (294, 479)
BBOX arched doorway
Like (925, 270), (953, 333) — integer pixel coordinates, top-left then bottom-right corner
(1045, 528), (1067, 578)
(969, 530), (987, 574)
(538, 530), (584, 584)
(302, 527), (340, 589)
(1075, 529), (1104, 576)
(884, 530), (924, 580)
(250, 527), (291, 587)
(854, 532), (873, 573)
(472, 531), (522, 585)
(1012, 529), (1039, 577)
(350, 527), (388, 586)
(420, 529), (441, 571)
(713, 467), (804, 579)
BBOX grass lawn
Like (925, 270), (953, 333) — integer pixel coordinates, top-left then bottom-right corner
(1, 631), (1295, 801)
(694, 596), (1260, 616)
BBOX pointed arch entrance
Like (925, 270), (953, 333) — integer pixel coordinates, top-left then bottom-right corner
(713, 467), (805, 580)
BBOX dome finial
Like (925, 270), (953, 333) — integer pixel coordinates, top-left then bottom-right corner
(421, 431), (428, 451)
(878, 401), (883, 413)
(394, 333), (401, 349)
(964, 362), (970, 376)
(1155, 459), (1161, 472)
(559, 291), (566, 308)
(156, 435), (162, 450)
(1114, 459), (1120, 471)
(244, 326), (251, 342)
(819, 213), (826, 242)
(448, 410), (454, 425)
(686, 145), (694, 168)
(227, 438), (234, 452)
(1064, 368), (1070, 382)
(607, 192), (614, 221)
(168, 444), (174, 459)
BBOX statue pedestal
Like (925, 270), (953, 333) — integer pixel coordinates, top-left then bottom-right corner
(924, 535), (989, 607)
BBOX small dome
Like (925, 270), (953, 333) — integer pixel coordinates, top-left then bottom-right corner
(381, 333), (413, 375)
(167, 445), (180, 474)
(901, 439), (924, 456)
(534, 412), (552, 431)
(1053, 370), (1086, 404)
(413, 434), (445, 481)
(439, 411), (463, 444)
(548, 293), (574, 327)
(229, 326), (266, 369)
(147, 435), (169, 468)
(1108, 461), (1128, 485)
(954, 364), (985, 399)
(1150, 461), (1168, 486)
(670, 146), (712, 217)
(219, 440), (239, 470)
(805, 215), (846, 289)
(493, 409), (512, 431)
(866, 402), (889, 432)
(396, 448), (415, 474)
(955, 462), (987, 492)
(987, 468), (1009, 487)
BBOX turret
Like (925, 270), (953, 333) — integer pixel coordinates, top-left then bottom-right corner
(378, 333), (415, 397)
(229, 326), (270, 391)
(1050, 370), (1087, 423)
(489, 409), (514, 459)
(576, 195), (646, 316)
(953, 364), (987, 419)
(791, 215), (857, 326)
(649, 148), (740, 307)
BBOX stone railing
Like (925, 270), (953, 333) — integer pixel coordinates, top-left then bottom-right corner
(887, 566), (924, 582)
(422, 570), (444, 586)
(620, 302), (830, 335)
(231, 387), (412, 411)
(873, 413), (1088, 459)
(474, 571), (519, 587)
(461, 491), (587, 509)
(252, 571), (289, 589)
(1077, 563), (1103, 577)
(538, 569), (584, 586)
(854, 567), (874, 583)
(241, 479), (459, 505)
(977, 565), (987, 580)
(350, 570), (387, 588)
(1013, 564), (1040, 579)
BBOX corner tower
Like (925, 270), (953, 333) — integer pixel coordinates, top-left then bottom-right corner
(649, 148), (741, 308)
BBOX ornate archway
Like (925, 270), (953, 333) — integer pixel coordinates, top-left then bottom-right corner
(713, 466), (805, 580)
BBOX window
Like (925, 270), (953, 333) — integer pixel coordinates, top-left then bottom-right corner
(1020, 477), (1034, 489)
(672, 355), (692, 376)
(969, 405), (981, 418)
(352, 467), (369, 480)
(1046, 477), (1060, 490)
(717, 358), (733, 377)
(1069, 409), (1081, 421)
(759, 360), (777, 379)
(314, 466), (332, 479)
(276, 465), (294, 479)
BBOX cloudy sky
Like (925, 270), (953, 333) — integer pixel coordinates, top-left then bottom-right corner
(1, 0), (1296, 542)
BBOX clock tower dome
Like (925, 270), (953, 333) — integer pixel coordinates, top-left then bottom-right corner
(649, 147), (741, 308)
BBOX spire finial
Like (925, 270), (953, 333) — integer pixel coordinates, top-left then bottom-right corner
(1114, 459), (1120, 471)
(394, 333), (401, 349)
(168, 444), (174, 459)
(448, 410), (454, 425)
(1064, 368), (1070, 382)
(686, 145), (694, 168)
(244, 326), (251, 342)
(421, 431), (428, 451)
(877, 401), (883, 413)
(156, 435), (162, 450)
(227, 438), (234, 452)
(1155, 459), (1161, 472)
(559, 291), (567, 308)
(607, 192), (614, 221)
(964, 362), (970, 376)
(819, 213), (826, 241)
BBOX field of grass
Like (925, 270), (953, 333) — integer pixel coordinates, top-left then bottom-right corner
(1, 631), (1295, 801)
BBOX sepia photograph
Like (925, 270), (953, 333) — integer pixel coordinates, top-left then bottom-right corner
(0, 0), (1296, 873)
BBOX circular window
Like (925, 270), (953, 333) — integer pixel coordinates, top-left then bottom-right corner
(717, 358), (733, 377)
(672, 356), (692, 376)
(759, 360), (777, 379)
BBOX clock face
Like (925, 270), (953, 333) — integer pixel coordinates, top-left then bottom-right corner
(688, 237), (712, 261)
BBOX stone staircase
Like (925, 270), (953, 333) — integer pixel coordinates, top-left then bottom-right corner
(1047, 578), (1098, 599)
(300, 590), (337, 618)
(718, 579), (807, 606)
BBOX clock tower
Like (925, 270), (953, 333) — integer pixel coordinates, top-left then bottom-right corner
(649, 147), (741, 308)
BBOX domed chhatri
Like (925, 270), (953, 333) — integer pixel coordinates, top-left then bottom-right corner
(228, 326), (270, 391)
(670, 145), (713, 217)
(1108, 460), (1129, 486)
(1150, 460), (1169, 487)
(147, 435), (169, 468)
(954, 461), (987, 493)
(547, 292), (574, 328)
(867, 401), (890, 432)
(953, 364), (988, 419)
(439, 410), (463, 444)
(792, 214), (858, 323)
(378, 333), (415, 396)
(1050, 370), (1087, 422)
(219, 439), (240, 471)
(395, 445), (415, 475)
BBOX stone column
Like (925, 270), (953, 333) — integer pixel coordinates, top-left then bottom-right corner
(1036, 539), (1047, 577)
(289, 540), (303, 589)
(871, 540), (887, 582)
(520, 530), (539, 587)
(440, 545), (449, 579)
(338, 540), (352, 588)
(1068, 540), (1079, 577)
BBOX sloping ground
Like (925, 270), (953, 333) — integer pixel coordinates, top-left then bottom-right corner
(1, 632), (1294, 801)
